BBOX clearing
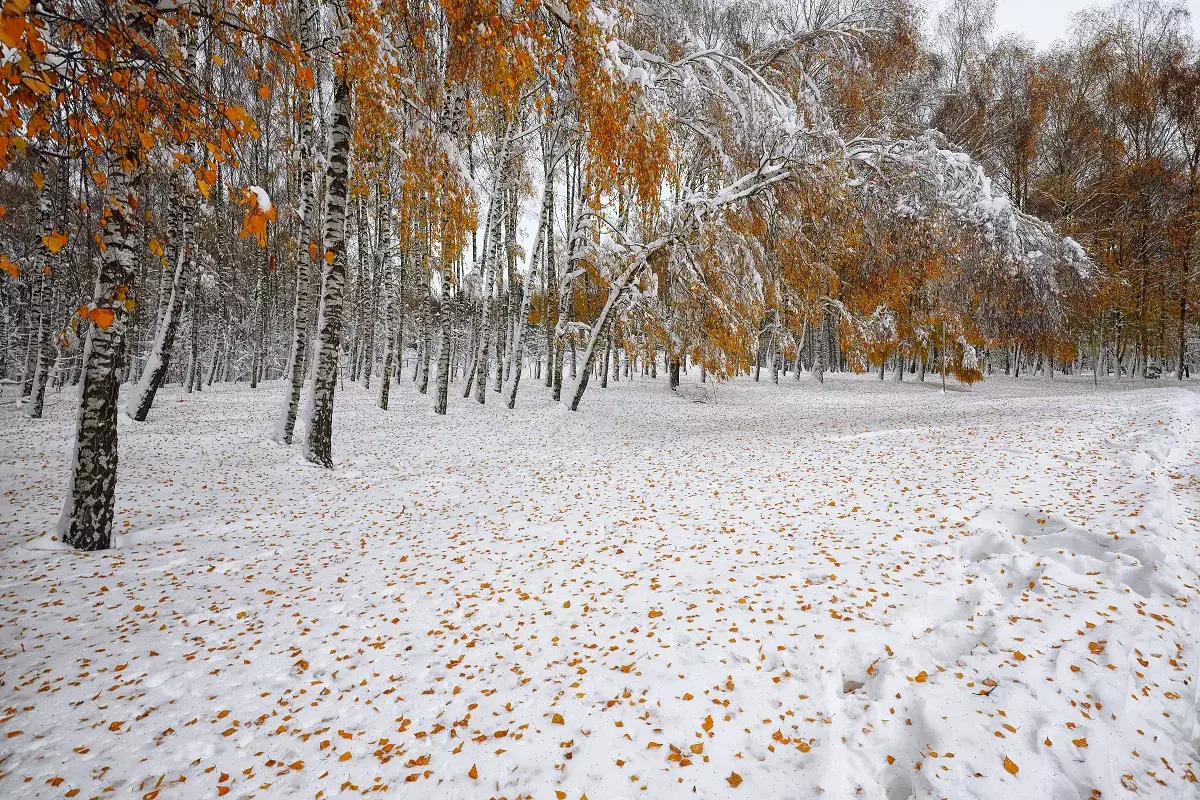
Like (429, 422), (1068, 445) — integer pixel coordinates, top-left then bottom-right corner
(1, 375), (1198, 800)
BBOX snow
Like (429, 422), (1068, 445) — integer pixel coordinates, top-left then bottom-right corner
(248, 185), (272, 213)
(847, 132), (1094, 296)
(2, 375), (1199, 799)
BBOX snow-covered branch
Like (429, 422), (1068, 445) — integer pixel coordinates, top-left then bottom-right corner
(846, 130), (1094, 294)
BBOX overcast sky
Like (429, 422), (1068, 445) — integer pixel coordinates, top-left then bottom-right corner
(928, 0), (1199, 47)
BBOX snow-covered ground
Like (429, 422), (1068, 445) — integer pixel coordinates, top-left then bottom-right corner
(1, 373), (1199, 800)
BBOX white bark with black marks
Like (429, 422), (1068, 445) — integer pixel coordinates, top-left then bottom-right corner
(25, 151), (57, 419)
(471, 119), (515, 405)
(303, 77), (352, 468)
(276, 4), (319, 442)
(57, 155), (139, 551)
(502, 160), (553, 409)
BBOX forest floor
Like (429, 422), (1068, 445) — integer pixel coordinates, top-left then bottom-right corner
(1, 372), (1199, 800)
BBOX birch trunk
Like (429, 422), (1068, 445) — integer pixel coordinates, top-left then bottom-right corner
(184, 275), (199, 393)
(57, 154), (139, 551)
(378, 210), (396, 410)
(433, 289), (453, 414)
(20, 285), (36, 399)
(813, 306), (831, 384)
(359, 197), (377, 389)
(276, 17), (318, 441)
(25, 152), (57, 419)
(249, 261), (264, 388)
(418, 291), (431, 394)
(555, 176), (587, 402)
(303, 77), (352, 468)
(567, 247), (662, 411)
(502, 166), (552, 410)
(473, 121), (515, 405)
(601, 338), (610, 388)
(126, 171), (193, 421)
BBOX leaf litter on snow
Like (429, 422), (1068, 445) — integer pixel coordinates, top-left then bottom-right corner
(0, 376), (1198, 799)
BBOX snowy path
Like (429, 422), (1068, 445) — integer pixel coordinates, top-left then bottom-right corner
(1, 375), (1198, 799)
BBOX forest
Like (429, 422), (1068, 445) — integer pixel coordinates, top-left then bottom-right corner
(1, 2), (1199, 799)
(5, 0), (1196, 549)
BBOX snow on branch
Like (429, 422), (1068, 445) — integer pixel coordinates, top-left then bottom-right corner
(846, 130), (1094, 294)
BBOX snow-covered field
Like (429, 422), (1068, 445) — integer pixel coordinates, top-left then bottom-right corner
(1, 374), (1199, 800)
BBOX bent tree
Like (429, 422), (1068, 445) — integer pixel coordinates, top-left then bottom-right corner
(126, 169), (195, 422)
